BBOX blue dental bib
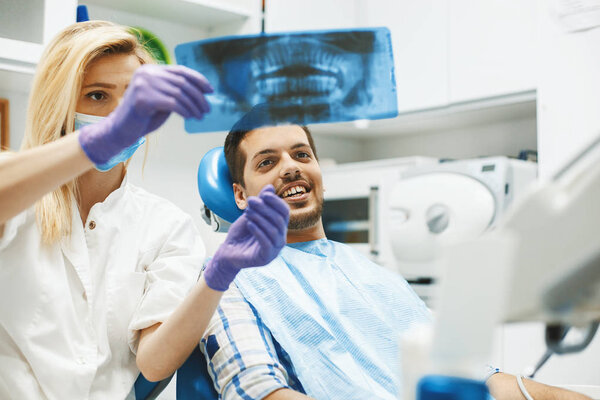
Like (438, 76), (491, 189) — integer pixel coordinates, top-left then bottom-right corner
(234, 239), (431, 400)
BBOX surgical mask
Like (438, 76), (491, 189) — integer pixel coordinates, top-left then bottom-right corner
(74, 112), (145, 172)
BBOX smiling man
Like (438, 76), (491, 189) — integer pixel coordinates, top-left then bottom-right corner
(227, 124), (325, 244)
(200, 109), (595, 400)
(199, 108), (431, 400)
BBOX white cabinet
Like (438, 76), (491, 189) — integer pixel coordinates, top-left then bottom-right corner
(84, 0), (260, 32)
(0, 0), (77, 74)
(0, 0), (261, 78)
(360, 0), (448, 113)
(83, 0), (261, 68)
(264, 0), (448, 113)
(447, 0), (537, 103)
(265, 0), (538, 114)
(265, 0), (359, 32)
(362, 0), (537, 111)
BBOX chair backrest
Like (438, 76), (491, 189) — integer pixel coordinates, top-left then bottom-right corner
(133, 346), (218, 400)
(197, 146), (242, 224)
(176, 345), (219, 399)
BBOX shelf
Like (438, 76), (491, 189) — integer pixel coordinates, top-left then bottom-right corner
(83, 0), (258, 27)
(310, 90), (537, 138)
(0, 0), (77, 77)
(0, 38), (43, 76)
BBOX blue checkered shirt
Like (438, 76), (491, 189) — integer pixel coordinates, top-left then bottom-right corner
(200, 284), (304, 399)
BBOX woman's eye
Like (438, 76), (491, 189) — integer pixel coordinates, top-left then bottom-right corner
(297, 152), (310, 159)
(258, 159), (273, 168)
(86, 91), (107, 101)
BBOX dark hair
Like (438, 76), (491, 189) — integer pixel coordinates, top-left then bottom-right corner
(224, 106), (318, 186)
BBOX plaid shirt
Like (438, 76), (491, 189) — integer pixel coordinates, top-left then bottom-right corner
(201, 284), (305, 400)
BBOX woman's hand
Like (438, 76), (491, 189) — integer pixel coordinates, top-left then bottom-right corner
(203, 185), (290, 291)
(78, 65), (213, 167)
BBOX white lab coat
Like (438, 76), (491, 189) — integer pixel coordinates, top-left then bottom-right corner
(0, 179), (205, 400)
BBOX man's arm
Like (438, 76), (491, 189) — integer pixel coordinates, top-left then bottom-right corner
(487, 372), (592, 400)
(202, 284), (309, 400)
(264, 388), (312, 400)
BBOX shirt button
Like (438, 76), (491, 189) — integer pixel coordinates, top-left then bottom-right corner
(88, 221), (96, 230)
(82, 292), (87, 301)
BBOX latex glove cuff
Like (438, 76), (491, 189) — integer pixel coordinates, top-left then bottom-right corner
(202, 255), (239, 292)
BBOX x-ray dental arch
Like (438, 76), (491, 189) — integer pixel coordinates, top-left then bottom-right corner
(175, 28), (398, 132)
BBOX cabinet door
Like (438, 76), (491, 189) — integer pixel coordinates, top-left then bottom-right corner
(360, 0), (448, 113)
(265, 0), (358, 32)
(448, 0), (537, 103)
(0, 0), (76, 70)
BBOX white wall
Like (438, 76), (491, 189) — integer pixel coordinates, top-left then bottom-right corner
(311, 133), (365, 164)
(537, 0), (600, 179)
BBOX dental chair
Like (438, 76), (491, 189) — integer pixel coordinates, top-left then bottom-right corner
(134, 374), (172, 399)
(197, 146), (242, 230)
(134, 147), (236, 400)
(134, 344), (218, 399)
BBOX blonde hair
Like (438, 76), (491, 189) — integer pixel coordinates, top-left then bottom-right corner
(22, 20), (153, 244)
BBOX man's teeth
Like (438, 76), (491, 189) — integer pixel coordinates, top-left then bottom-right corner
(282, 186), (307, 198)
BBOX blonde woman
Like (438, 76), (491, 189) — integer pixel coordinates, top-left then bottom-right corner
(0, 21), (288, 399)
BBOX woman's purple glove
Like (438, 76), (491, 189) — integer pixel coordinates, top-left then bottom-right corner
(203, 185), (290, 291)
(78, 65), (213, 165)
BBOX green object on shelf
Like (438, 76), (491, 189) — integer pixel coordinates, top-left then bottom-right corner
(130, 27), (172, 65)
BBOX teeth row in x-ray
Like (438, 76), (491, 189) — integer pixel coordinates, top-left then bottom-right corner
(250, 42), (347, 78)
(255, 75), (340, 100)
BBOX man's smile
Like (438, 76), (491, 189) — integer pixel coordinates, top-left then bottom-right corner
(277, 181), (312, 203)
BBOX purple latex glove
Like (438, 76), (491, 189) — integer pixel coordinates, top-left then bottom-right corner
(78, 65), (213, 165)
(203, 185), (290, 291)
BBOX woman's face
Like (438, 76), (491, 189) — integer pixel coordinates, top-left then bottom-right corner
(76, 53), (141, 116)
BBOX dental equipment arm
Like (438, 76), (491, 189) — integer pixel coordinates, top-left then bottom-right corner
(414, 135), (600, 400)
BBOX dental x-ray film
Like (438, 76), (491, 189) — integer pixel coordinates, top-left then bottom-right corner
(175, 27), (398, 133)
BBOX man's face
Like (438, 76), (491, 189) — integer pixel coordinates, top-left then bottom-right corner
(233, 125), (324, 231)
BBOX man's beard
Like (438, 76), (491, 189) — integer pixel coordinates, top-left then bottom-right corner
(288, 197), (323, 230)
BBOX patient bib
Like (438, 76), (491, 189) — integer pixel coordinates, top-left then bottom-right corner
(234, 239), (431, 400)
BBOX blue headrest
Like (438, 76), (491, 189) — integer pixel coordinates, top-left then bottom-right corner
(197, 147), (243, 223)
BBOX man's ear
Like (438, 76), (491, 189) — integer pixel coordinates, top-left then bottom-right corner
(233, 183), (248, 210)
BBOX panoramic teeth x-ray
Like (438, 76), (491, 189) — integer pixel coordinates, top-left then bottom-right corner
(175, 28), (398, 132)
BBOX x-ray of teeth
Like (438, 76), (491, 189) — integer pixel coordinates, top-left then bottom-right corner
(175, 28), (398, 133)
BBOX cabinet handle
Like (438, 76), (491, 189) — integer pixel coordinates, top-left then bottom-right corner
(369, 186), (379, 257)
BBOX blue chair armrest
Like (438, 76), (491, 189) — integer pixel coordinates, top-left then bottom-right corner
(177, 345), (219, 400)
(134, 373), (174, 400)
